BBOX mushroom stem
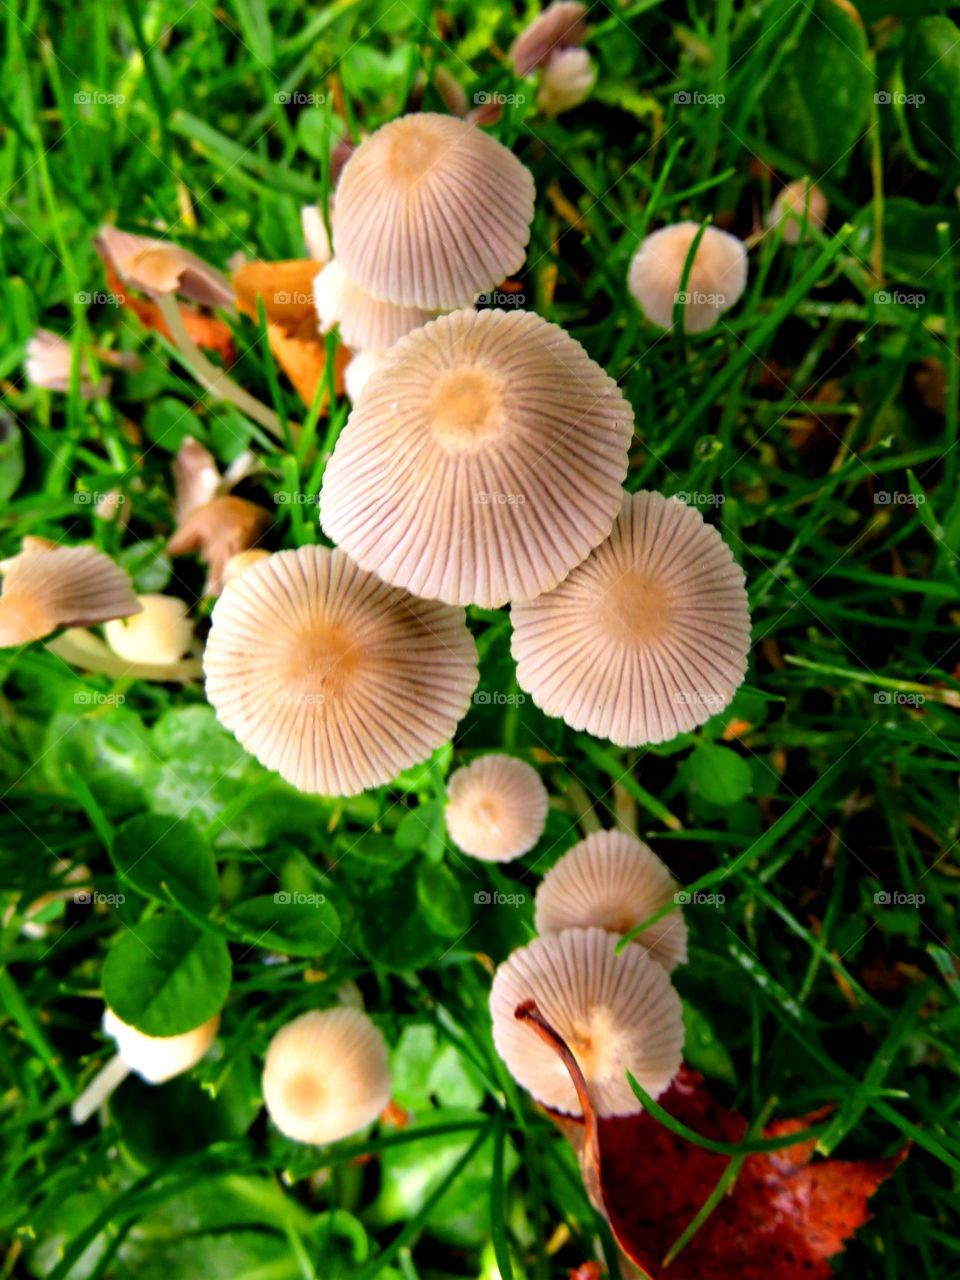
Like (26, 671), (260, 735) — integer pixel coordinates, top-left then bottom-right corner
(71, 1053), (130, 1124)
(46, 628), (203, 683)
(514, 999), (598, 1157)
(155, 293), (287, 441)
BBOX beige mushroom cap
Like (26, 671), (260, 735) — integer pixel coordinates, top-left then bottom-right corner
(314, 260), (435, 351)
(332, 114), (535, 309)
(490, 927), (683, 1116)
(96, 225), (233, 308)
(167, 495), (271, 597)
(343, 349), (389, 403)
(25, 330), (111, 400)
(767, 179), (829, 245)
(203, 544), (478, 796)
(0, 543), (141, 648)
(104, 594), (193, 666)
(537, 48), (596, 117)
(445, 754), (548, 861)
(320, 308), (634, 608)
(261, 1008), (391, 1144)
(103, 1007), (220, 1084)
(534, 830), (688, 971)
(511, 2), (587, 76)
(627, 222), (748, 333)
(511, 490), (750, 746)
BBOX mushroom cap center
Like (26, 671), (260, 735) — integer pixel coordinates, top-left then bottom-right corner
(603, 570), (676, 646)
(567, 1005), (622, 1083)
(385, 121), (448, 183)
(285, 1069), (326, 1116)
(428, 368), (503, 450)
(283, 622), (362, 701)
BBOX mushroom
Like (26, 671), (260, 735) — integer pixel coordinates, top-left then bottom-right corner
(223, 548), (271, 583)
(314, 259), (435, 351)
(172, 436), (223, 522)
(511, 2), (587, 77)
(332, 114), (535, 309)
(320, 308), (634, 608)
(71, 1008), (220, 1124)
(103, 594), (194, 666)
(534, 830), (688, 971)
(301, 205), (332, 264)
(511, 490), (751, 746)
(343, 349), (389, 403)
(203, 544), (478, 796)
(537, 48), (596, 117)
(96, 225), (234, 309)
(167, 494), (271, 597)
(489, 927), (683, 1116)
(0, 542), (140, 648)
(24, 331), (138, 400)
(261, 1008), (391, 1144)
(627, 222), (748, 333)
(766, 179), (828, 245)
(445, 754), (549, 862)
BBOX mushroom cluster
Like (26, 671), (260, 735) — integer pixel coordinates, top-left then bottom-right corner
(511, 3), (596, 118)
(489, 825), (689, 1116)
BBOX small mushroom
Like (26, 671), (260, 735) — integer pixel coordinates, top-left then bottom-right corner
(343, 349), (389, 403)
(301, 205), (333, 264)
(627, 222), (748, 333)
(332, 114), (536, 309)
(511, 2), (587, 77)
(261, 1008), (391, 1144)
(203, 544), (478, 796)
(0, 542), (140, 648)
(314, 259), (435, 351)
(489, 927), (683, 1116)
(537, 48), (596, 117)
(24, 330), (111, 400)
(103, 594), (194, 666)
(511, 490), (751, 746)
(71, 1008), (220, 1124)
(445, 754), (548, 861)
(767, 179), (828, 245)
(320, 308), (634, 608)
(534, 830), (688, 971)
(172, 436), (222, 522)
(167, 495), (271, 597)
(223, 548), (271, 583)
(96, 225), (234, 309)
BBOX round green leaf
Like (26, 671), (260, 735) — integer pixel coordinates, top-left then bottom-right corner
(359, 879), (447, 970)
(111, 814), (219, 912)
(103, 916), (231, 1036)
(688, 744), (753, 807)
(228, 893), (340, 957)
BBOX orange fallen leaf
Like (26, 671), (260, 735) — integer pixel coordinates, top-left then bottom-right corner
(517, 1001), (905, 1280)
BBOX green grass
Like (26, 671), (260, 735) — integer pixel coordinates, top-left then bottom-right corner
(2, 1), (960, 1277)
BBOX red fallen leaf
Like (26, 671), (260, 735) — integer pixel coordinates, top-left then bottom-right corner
(103, 261), (236, 364)
(516, 1001), (905, 1280)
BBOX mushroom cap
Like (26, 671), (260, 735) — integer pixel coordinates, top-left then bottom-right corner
(534, 830), (688, 971)
(167, 495), (272, 597)
(104, 594), (193, 666)
(343, 349), (389, 403)
(203, 544), (478, 796)
(320, 308), (634, 608)
(445, 754), (548, 861)
(96, 225), (233, 309)
(537, 48), (596, 117)
(767, 179), (829, 245)
(261, 1008), (391, 1144)
(490, 927), (683, 1116)
(25, 329), (111, 400)
(103, 1007), (220, 1085)
(301, 205), (332, 264)
(314, 260), (435, 351)
(511, 490), (750, 746)
(511, 2), (587, 76)
(627, 222), (748, 333)
(332, 114), (535, 309)
(0, 543), (141, 648)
